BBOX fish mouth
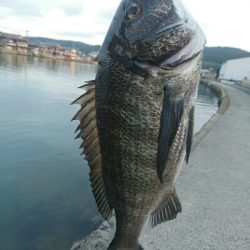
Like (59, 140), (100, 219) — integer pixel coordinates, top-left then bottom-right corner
(132, 23), (206, 74)
(160, 51), (201, 70)
(133, 20), (205, 71)
(133, 51), (201, 76)
(153, 20), (186, 35)
(160, 27), (206, 69)
(133, 33), (204, 72)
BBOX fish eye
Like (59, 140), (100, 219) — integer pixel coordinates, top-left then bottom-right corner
(127, 3), (141, 19)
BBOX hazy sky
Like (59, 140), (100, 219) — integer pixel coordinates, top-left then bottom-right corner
(0, 0), (249, 51)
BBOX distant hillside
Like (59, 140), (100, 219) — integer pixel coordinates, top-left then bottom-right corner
(26, 37), (101, 55)
(203, 47), (250, 70)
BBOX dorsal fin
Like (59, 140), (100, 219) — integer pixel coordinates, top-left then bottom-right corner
(72, 80), (112, 219)
(150, 188), (182, 227)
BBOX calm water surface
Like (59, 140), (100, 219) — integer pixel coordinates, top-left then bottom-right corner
(0, 54), (218, 250)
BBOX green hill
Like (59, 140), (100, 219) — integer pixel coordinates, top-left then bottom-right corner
(203, 47), (250, 70)
(26, 37), (101, 55)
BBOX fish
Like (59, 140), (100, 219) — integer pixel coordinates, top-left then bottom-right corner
(72, 0), (206, 249)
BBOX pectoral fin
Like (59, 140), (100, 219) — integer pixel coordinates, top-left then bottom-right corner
(157, 86), (184, 182)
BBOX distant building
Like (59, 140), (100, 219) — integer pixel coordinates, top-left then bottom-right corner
(31, 45), (48, 57)
(0, 39), (16, 50)
(13, 38), (28, 54)
(219, 57), (250, 84)
(0, 34), (28, 54)
(48, 45), (64, 57)
(64, 49), (78, 60)
(71, 49), (77, 60)
(0, 31), (95, 63)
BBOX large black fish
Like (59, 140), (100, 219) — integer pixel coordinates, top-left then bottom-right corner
(72, 0), (206, 249)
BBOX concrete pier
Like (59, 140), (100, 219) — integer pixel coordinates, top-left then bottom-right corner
(71, 83), (250, 250)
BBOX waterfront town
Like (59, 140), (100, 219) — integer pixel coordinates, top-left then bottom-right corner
(0, 31), (96, 64)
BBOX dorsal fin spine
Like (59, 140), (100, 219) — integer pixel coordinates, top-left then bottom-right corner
(72, 80), (112, 219)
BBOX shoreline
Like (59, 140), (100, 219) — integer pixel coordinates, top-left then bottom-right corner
(0, 49), (97, 65)
(191, 80), (230, 152)
(71, 80), (231, 250)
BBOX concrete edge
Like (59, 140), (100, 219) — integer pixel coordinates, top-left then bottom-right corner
(191, 80), (230, 152)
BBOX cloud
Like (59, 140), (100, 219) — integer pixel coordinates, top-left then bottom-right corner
(0, 7), (14, 18)
(0, 0), (250, 51)
(0, 0), (120, 44)
(1, 0), (45, 17)
(0, 0), (84, 17)
(55, 31), (105, 40)
(183, 0), (250, 51)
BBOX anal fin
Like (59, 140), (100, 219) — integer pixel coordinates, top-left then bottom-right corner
(150, 188), (182, 227)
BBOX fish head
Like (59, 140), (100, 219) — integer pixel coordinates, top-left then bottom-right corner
(100, 0), (206, 70)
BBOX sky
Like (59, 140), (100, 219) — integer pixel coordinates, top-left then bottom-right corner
(0, 0), (250, 51)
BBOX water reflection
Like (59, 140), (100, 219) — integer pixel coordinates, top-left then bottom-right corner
(0, 54), (218, 250)
(0, 53), (28, 69)
(0, 54), (99, 250)
(195, 83), (219, 132)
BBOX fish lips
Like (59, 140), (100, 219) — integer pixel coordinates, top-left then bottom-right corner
(153, 19), (186, 35)
(132, 33), (205, 75)
(132, 20), (197, 69)
(160, 25), (206, 69)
